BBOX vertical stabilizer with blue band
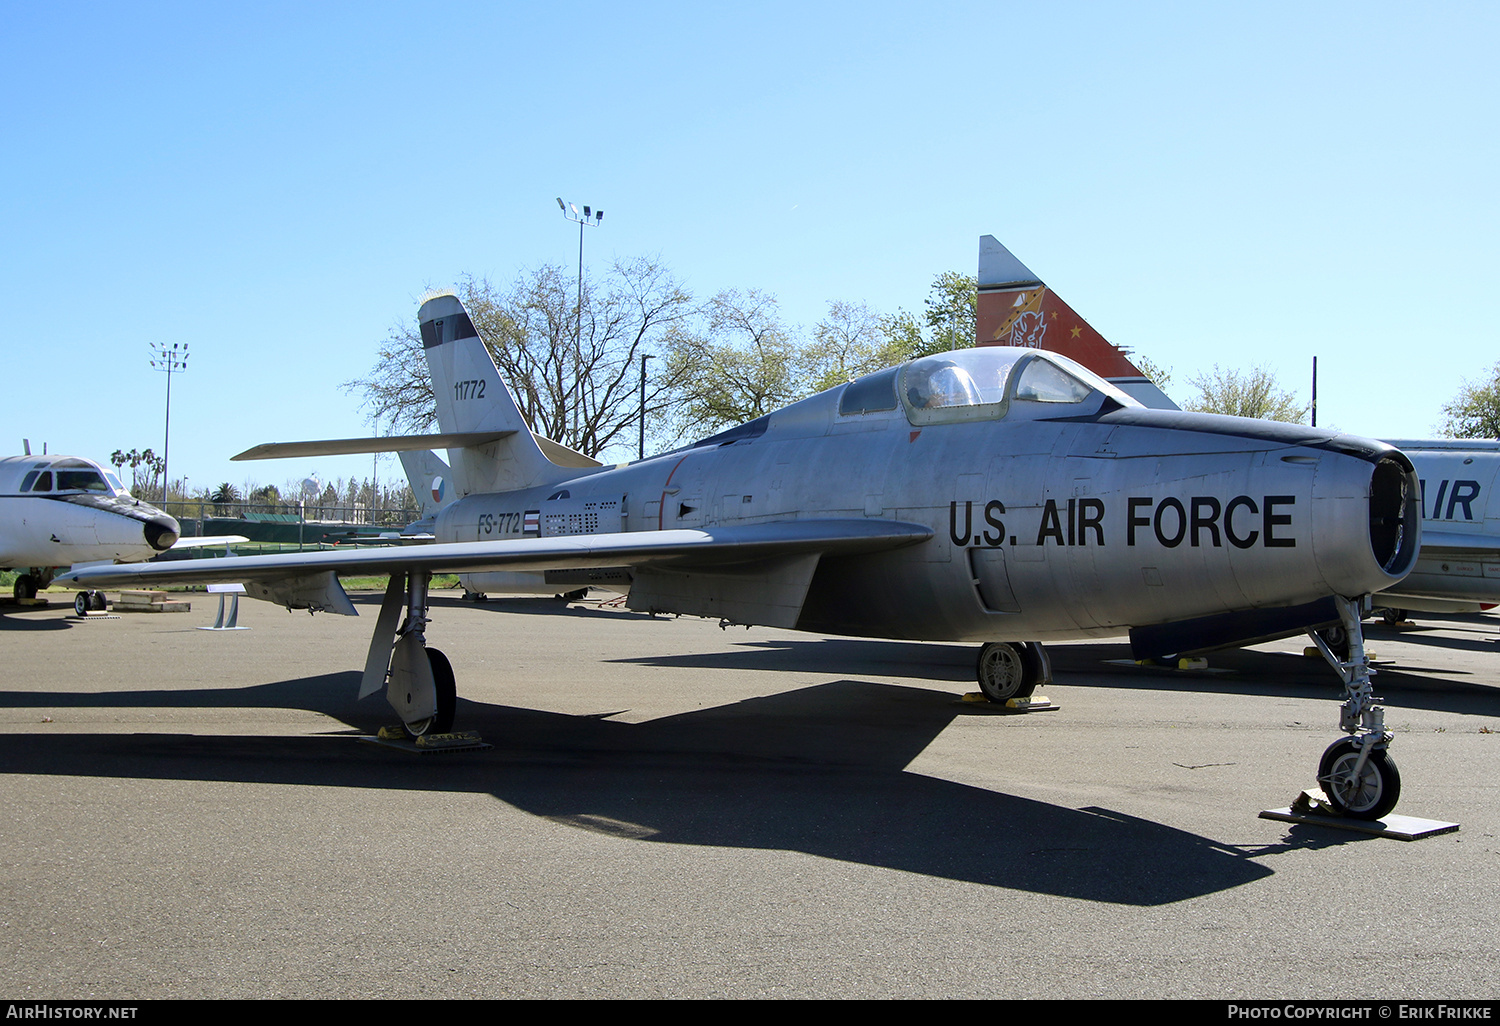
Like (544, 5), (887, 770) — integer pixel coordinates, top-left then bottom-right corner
(418, 293), (566, 496)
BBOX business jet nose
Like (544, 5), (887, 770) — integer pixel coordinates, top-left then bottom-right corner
(144, 513), (181, 551)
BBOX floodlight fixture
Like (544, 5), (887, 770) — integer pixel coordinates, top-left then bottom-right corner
(556, 197), (606, 442)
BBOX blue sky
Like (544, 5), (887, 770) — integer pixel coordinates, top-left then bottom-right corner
(3, 1), (1496, 493)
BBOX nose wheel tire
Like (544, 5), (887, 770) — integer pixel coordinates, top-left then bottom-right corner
(402, 647), (457, 739)
(977, 642), (1034, 703)
(1318, 738), (1401, 820)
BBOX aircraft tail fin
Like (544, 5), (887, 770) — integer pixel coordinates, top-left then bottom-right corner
(976, 236), (1179, 410)
(397, 450), (456, 518)
(418, 292), (573, 495)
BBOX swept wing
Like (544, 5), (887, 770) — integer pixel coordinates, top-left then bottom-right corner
(59, 519), (932, 605)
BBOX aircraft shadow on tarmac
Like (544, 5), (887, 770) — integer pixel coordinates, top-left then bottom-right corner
(1055, 640), (1500, 719)
(613, 634), (1500, 718)
(0, 606), (77, 631)
(1364, 618), (1500, 658)
(0, 670), (1279, 907)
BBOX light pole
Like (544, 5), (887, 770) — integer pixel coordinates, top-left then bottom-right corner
(1311, 356), (1318, 427)
(639, 353), (653, 460)
(149, 341), (189, 504)
(557, 197), (603, 442)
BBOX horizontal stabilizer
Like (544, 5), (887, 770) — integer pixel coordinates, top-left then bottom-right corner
(534, 434), (602, 469)
(233, 432), (513, 461)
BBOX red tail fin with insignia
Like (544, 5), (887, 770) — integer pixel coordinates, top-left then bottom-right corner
(976, 236), (1178, 410)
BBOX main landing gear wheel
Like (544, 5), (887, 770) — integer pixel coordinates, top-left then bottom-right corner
(14, 574), (38, 601)
(1318, 737), (1401, 820)
(402, 648), (456, 739)
(73, 591), (107, 616)
(977, 642), (1036, 703)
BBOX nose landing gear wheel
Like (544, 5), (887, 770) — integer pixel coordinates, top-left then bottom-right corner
(1318, 738), (1401, 820)
(977, 642), (1033, 703)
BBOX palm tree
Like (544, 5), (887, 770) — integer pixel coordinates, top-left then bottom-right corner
(210, 482), (240, 517)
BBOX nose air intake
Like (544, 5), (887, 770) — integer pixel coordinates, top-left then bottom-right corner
(1369, 455), (1418, 577)
(144, 515), (180, 552)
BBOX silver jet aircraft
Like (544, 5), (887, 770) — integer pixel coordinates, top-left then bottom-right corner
(1, 451), (181, 613)
(973, 234), (1500, 625)
(1362, 439), (1500, 621)
(62, 291), (1422, 818)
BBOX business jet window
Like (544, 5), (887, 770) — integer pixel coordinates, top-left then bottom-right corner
(1013, 357), (1092, 404)
(55, 471), (111, 493)
(900, 349), (1024, 425)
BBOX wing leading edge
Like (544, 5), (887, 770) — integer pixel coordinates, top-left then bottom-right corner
(58, 519), (933, 620)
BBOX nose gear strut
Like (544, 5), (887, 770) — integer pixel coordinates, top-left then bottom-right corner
(1306, 595), (1400, 820)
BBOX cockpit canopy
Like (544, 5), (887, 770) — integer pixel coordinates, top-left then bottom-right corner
(18, 458), (125, 496)
(839, 347), (1141, 425)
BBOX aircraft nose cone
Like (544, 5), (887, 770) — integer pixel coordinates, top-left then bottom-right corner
(144, 514), (181, 552)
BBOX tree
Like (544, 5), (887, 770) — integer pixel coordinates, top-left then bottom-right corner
(805, 299), (883, 393)
(1183, 365), (1307, 422)
(923, 271), (978, 353)
(664, 289), (804, 437)
(1135, 356), (1172, 389)
(804, 303), (948, 393)
(110, 448), (164, 498)
(247, 484), (281, 514)
(209, 482), (240, 516)
(345, 257), (698, 461)
(663, 272), (982, 439)
(1441, 362), (1500, 438)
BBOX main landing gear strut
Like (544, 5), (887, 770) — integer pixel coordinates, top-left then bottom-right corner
(359, 571), (456, 738)
(1306, 595), (1400, 820)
